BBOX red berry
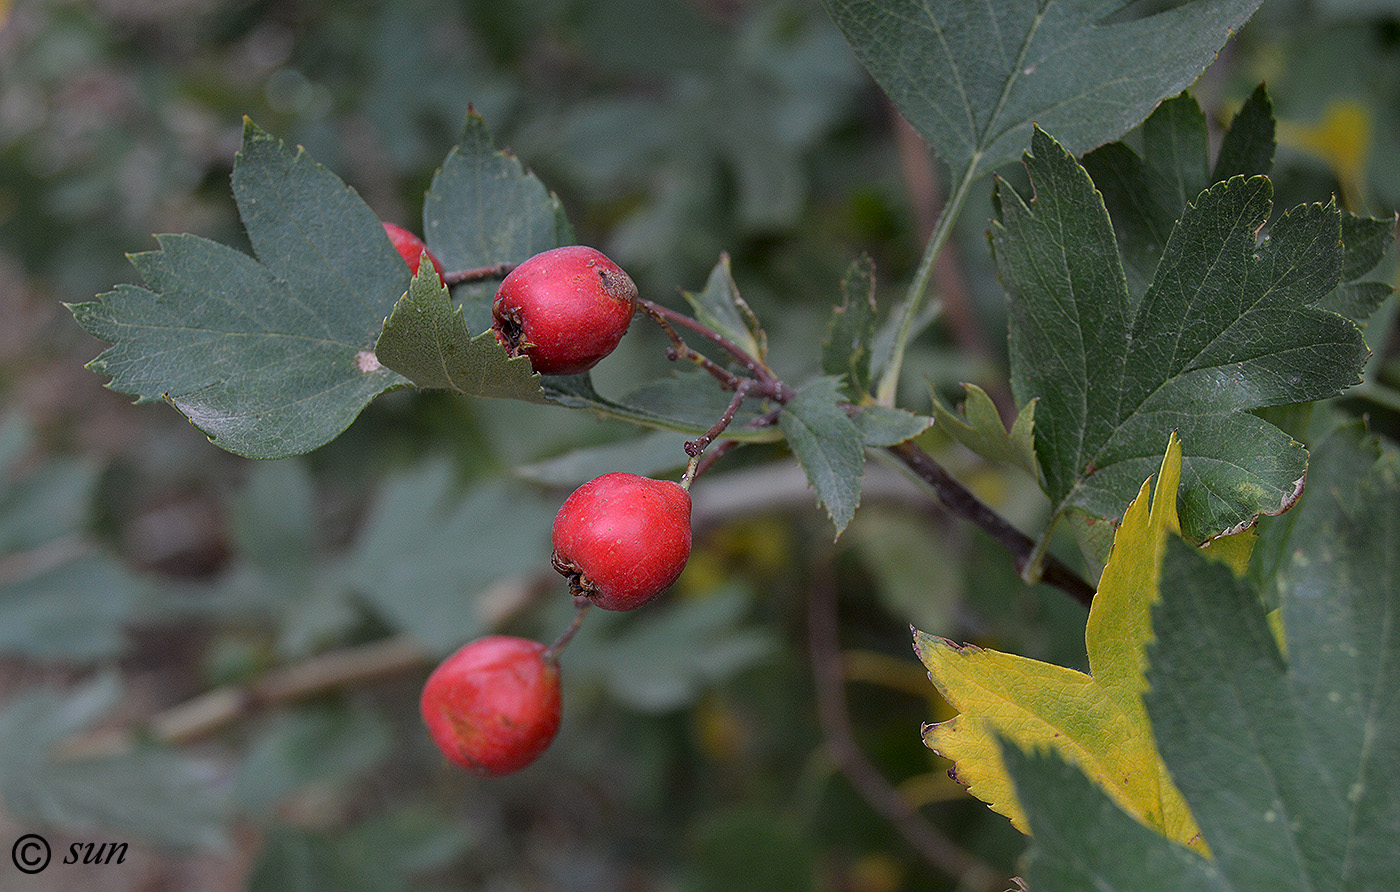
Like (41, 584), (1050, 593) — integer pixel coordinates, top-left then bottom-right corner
(383, 222), (445, 279)
(492, 246), (637, 375)
(552, 472), (692, 611)
(420, 635), (561, 777)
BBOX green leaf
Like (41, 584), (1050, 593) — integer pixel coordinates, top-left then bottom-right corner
(70, 119), (410, 459)
(0, 551), (140, 661)
(1085, 86), (1392, 322)
(821, 254), (877, 397)
(930, 383), (1037, 475)
(822, 0), (1261, 181)
(514, 430), (692, 486)
(997, 128), (1368, 541)
(851, 404), (931, 447)
(373, 263), (549, 402)
(1001, 743), (1229, 892)
(0, 676), (229, 850)
(228, 457), (316, 569)
(1212, 83), (1276, 183)
(1148, 542), (1345, 891)
(1084, 92), (1231, 301)
(1150, 440), (1400, 891)
(1319, 212), (1397, 324)
(683, 254), (766, 363)
(423, 109), (573, 330)
(847, 507), (961, 632)
(777, 377), (865, 536)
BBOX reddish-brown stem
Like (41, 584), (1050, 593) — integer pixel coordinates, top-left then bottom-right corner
(807, 567), (1009, 890)
(686, 380), (754, 458)
(885, 440), (1095, 607)
(638, 300), (748, 390)
(542, 602), (591, 663)
(639, 299), (792, 403)
(645, 298), (1097, 606)
(442, 263), (516, 286)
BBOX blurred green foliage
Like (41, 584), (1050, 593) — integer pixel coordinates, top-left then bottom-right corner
(1, 0), (1398, 890)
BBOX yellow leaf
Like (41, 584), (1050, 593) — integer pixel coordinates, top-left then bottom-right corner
(916, 634), (1164, 835)
(917, 433), (1205, 849)
(1278, 100), (1372, 210)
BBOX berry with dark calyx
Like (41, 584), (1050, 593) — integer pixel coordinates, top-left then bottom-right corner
(492, 245), (637, 375)
(383, 222), (445, 279)
(552, 472), (692, 611)
(420, 635), (562, 777)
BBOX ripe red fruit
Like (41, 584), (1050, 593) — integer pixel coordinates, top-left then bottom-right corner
(492, 245), (637, 375)
(552, 472), (692, 611)
(420, 635), (561, 777)
(383, 222), (445, 279)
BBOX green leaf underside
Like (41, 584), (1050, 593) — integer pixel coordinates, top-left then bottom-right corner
(1007, 432), (1400, 890)
(778, 377), (865, 536)
(822, 0), (1262, 181)
(684, 255), (766, 363)
(821, 254), (878, 398)
(71, 120), (411, 459)
(997, 129), (1367, 541)
(374, 265), (549, 402)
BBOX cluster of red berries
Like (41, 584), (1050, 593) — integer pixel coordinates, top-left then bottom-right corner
(382, 226), (692, 776)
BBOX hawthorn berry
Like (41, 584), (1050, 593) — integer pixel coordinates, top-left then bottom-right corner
(420, 635), (562, 777)
(383, 222), (445, 279)
(552, 472), (692, 611)
(492, 245), (637, 375)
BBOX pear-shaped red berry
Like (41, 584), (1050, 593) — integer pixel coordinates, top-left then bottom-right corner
(552, 472), (692, 611)
(383, 222), (445, 278)
(492, 246), (637, 375)
(420, 635), (561, 776)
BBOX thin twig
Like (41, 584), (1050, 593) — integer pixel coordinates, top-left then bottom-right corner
(686, 380), (754, 458)
(639, 299), (792, 402)
(643, 293), (1094, 607)
(807, 568), (1010, 891)
(885, 440), (1095, 607)
(442, 263), (515, 286)
(681, 381), (755, 488)
(542, 601), (591, 663)
(638, 300), (748, 390)
(689, 405), (783, 482)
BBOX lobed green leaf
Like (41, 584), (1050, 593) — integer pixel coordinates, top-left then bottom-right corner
(997, 128), (1368, 541)
(778, 377), (865, 536)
